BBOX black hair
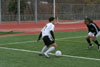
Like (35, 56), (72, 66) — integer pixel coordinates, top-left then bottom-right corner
(49, 17), (55, 22)
(85, 17), (93, 23)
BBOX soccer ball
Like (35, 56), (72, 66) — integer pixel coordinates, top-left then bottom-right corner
(55, 50), (62, 56)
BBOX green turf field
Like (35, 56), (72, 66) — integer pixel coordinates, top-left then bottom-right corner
(0, 31), (100, 67)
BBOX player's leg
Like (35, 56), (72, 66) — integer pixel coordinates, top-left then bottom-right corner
(92, 33), (100, 51)
(44, 43), (57, 57)
(39, 45), (48, 56)
(86, 35), (93, 48)
(86, 32), (94, 48)
(39, 36), (50, 56)
(96, 32), (100, 51)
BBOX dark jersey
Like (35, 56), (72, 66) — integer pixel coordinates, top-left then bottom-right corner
(87, 23), (100, 35)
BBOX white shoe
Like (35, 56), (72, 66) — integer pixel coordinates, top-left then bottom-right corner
(44, 52), (50, 58)
(88, 45), (93, 48)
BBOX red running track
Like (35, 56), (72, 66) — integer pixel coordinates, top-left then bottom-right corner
(0, 20), (100, 36)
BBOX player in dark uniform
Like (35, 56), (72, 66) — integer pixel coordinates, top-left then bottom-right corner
(84, 18), (100, 51)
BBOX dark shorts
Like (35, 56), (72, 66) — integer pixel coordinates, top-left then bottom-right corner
(43, 36), (55, 46)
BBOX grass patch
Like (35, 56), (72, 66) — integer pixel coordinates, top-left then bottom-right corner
(0, 31), (100, 67)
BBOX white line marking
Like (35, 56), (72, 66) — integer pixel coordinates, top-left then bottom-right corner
(0, 41), (36, 46)
(0, 36), (85, 45)
(56, 36), (85, 40)
(0, 47), (40, 54)
(0, 46), (100, 61)
(50, 53), (100, 61)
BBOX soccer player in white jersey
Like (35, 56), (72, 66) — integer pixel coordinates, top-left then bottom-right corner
(37, 17), (57, 57)
(84, 17), (100, 51)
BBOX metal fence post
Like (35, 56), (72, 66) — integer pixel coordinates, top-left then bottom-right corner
(53, 0), (56, 18)
(18, 0), (20, 24)
(34, 0), (37, 24)
(0, 0), (1, 24)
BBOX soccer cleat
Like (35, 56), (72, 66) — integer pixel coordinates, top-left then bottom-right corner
(88, 45), (93, 48)
(98, 46), (100, 51)
(44, 52), (50, 58)
(39, 53), (44, 56)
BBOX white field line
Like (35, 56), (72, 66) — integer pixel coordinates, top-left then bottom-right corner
(0, 41), (36, 45)
(56, 36), (85, 40)
(0, 46), (100, 61)
(0, 36), (85, 46)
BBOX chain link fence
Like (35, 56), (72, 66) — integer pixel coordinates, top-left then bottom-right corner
(1, 0), (35, 22)
(56, 4), (100, 20)
(0, 0), (100, 24)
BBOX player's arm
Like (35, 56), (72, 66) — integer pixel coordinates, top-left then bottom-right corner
(91, 24), (98, 36)
(37, 32), (42, 41)
(87, 25), (90, 32)
(50, 31), (55, 41)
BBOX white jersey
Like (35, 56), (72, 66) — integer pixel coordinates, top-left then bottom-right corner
(41, 23), (55, 40)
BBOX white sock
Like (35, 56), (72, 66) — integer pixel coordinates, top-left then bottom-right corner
(45, 46), (55, 54)
(40, 46), (48, 54)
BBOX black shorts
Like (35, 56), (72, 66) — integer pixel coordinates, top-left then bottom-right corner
(43, 36), (55, 46)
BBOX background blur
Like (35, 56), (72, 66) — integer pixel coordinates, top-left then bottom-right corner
(0, 0), (100, 24)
